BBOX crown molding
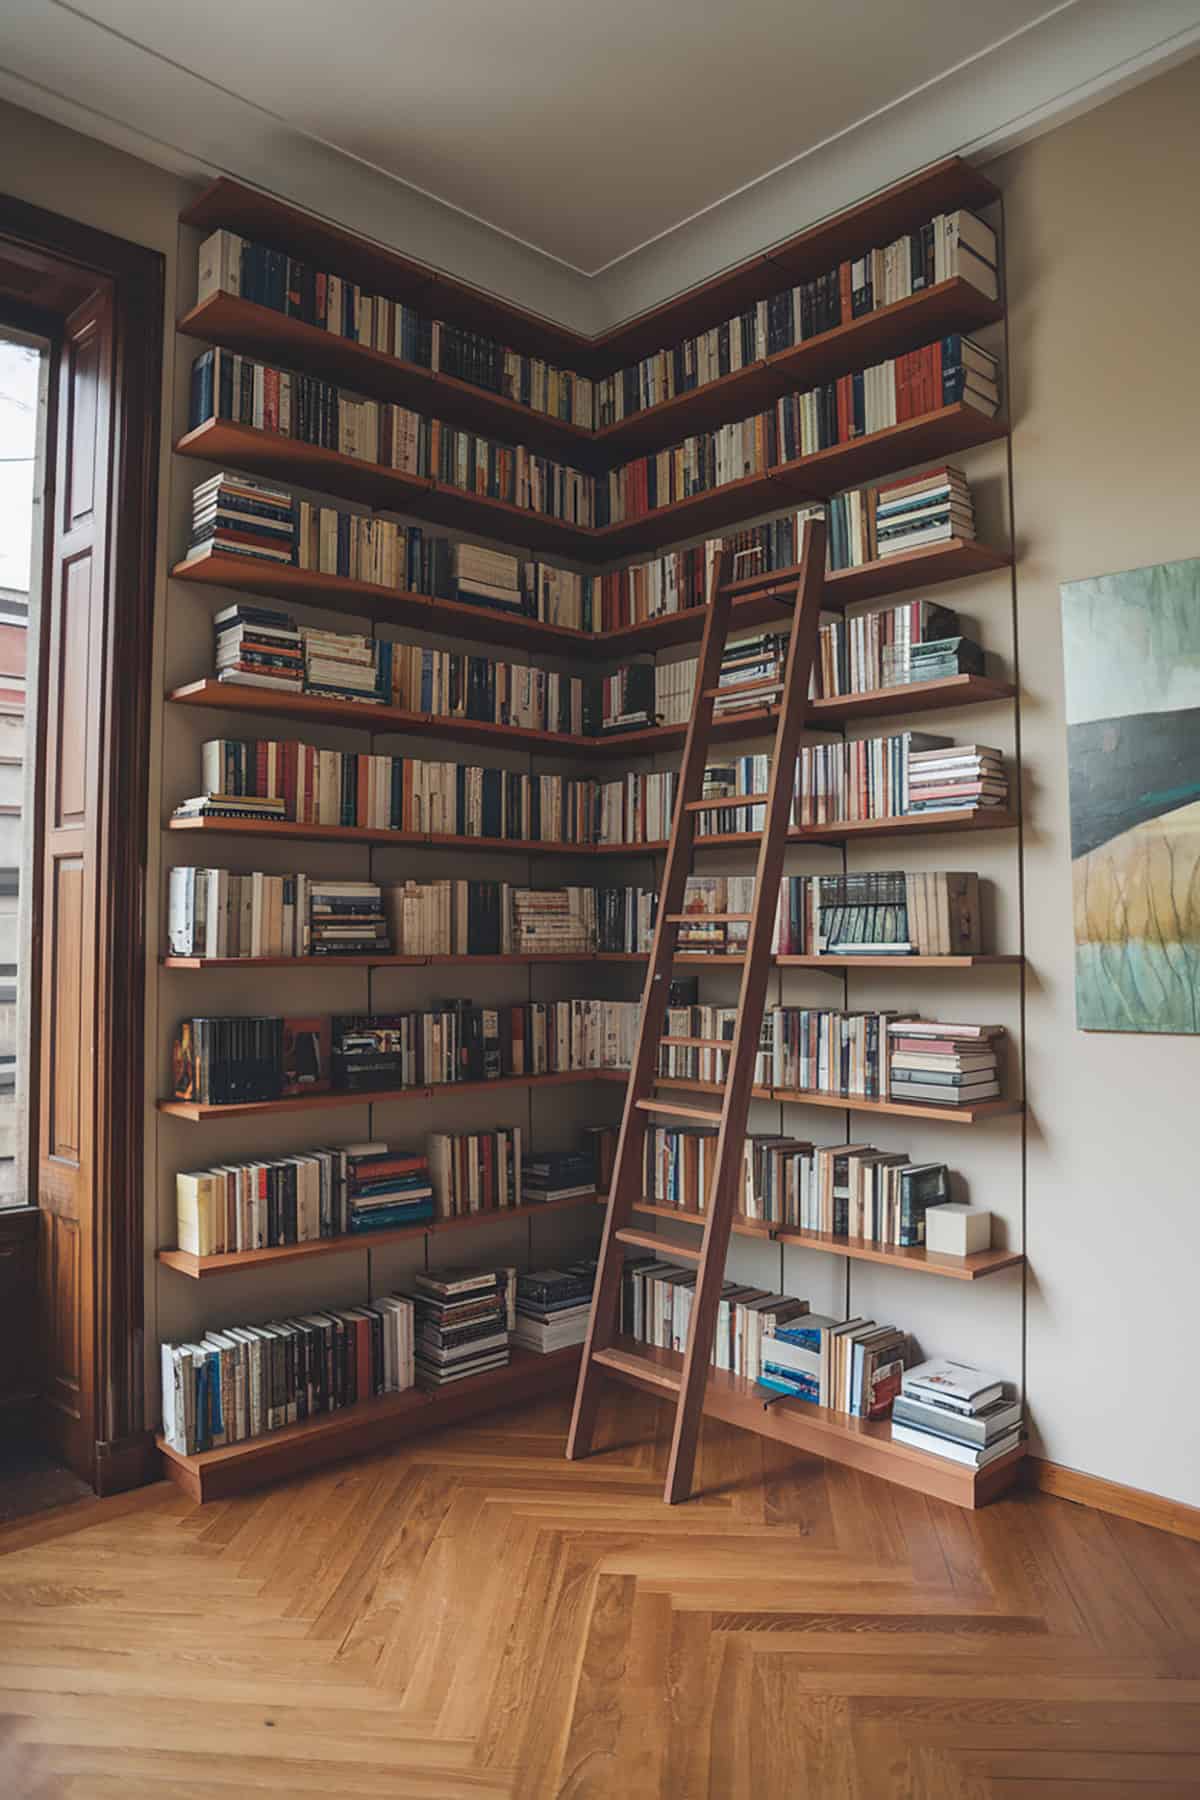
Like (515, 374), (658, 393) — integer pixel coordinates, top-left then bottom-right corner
(0, 0), (1197, 338)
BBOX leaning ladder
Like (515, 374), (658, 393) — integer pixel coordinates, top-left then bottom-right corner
(566, 517), (828, 1503)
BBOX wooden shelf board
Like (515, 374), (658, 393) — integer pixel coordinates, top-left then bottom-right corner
(689, 809), (1020, 852)
(161, 950), (1019, 972)
(158, 1068), (596, 1122)
(157, 1192), (599, 1278)
(608, 1195), (1022, 1280)
(637, 1072), (1022, 1126)
(593, 1335), (1022, 1509)
(156, 1344), (583, 1502)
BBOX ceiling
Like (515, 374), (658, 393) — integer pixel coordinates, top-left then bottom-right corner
(1, 0), (1198, 326)
(0, 0), (1144, 272)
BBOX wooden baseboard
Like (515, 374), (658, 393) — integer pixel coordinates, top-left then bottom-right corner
(1027, 1456), (1200, 1542)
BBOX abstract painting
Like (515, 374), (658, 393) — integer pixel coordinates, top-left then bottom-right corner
(1062, 556), (1200, 1032)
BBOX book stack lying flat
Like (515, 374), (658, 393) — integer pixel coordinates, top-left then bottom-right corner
(172, 793), (288, 825)
(214, 603), (303, 691)
(302, 626), (384, 703)
(512, 1263), (597, 1354)
(452, 542), (524, 614)
(522, 1148), (596, 1203)
(759, 1314), (906, 1416)
(887, 1020), (1004, 1105)
(511, 887), (594, 955)
(427, 1127), (522, 1216)
(715, 634), (788, 714)
(188, 472), (296, 565)
(906, 743), (1008, 813)
(885, 634), (985, 688)
(410, 1267), (511, 1386)
(892, 1357), (1022, 1467)
(161, 1295), (415, 1453)
(875, 465), (975, 558)
(344, 1143), (434, 1233)
(307, 879), (390, 956)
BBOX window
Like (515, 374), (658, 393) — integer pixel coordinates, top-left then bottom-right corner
(0, 329), (45, 1205)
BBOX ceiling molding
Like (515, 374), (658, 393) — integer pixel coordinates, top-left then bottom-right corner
(0, 0), (1197, 338)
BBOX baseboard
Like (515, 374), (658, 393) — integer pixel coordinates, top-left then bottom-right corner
(1027, 1456), (1200, 1542)
(94, 1429), (159, 1496)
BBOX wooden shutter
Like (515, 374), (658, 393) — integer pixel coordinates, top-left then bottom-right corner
(36, 281), (114, 1473)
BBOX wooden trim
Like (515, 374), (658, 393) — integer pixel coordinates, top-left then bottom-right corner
(1026, 1458), (1200, 1543)
(93, 1429), (160, 1497)
(160, 951), (1022, 972)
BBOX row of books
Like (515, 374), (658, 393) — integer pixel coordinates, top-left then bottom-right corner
(596, 211), (997, 423)
(161, 1294), (416, 1453)
(812, 595), (976, 698)
(621, 1257), (810, 1385)
(170, 999), (644, 1105)
(656, 1007), (1005, 1103)
(512, 1263), (597, 1355)
(427, 1127), (523, 1218)
(644, 1126), (950, 1243)
(682, 870), (982, 958)
(190, 332), (997, 536)
(594, 338), (999, 525)
(175, 1143), (435, 1254)
(697, 734), (1009, 831)
(166, 870), (388, 959)
(189, 348), (597, 525)
(197, 207), (996, 432)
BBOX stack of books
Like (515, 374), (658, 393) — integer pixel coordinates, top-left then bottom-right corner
(892, 1358), (1022, 1467)
(884, 633), (985, 688)
(887, 1021), (1004, 1106)
(302, 626), (384, 703)
(714, 635), (787, 714)
(875, 466), (975, 558)
(172, 791), (288, 826)
(427, 1127), (522, 1216)
(675, 875), (754, 954)
(759, 1314), (906, 1417)
(410, 1267), (511, 1386)
(511, 887), (593, 955)
(343, 1143), (434, 1234)
(512, 1264), (596, 1354)
(307, 879), (390, 956)
(161, 1296), (416, 1453)
(187, 472), (295, 566)
(214, 603), (303, 691)
(521, 1148), (596, 1203)
(906, 742), (1008, 813)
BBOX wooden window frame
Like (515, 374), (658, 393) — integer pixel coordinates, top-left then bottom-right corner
(0, 193), (162, 1492)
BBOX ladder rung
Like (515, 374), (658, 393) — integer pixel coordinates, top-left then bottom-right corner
(685, 796), (769, 811)
(614, 1227), (702, 1263)
(635, 1097), (724, 1123)
(659, 1036), (732, 1049)
(592, 1343), (682, 1393)
(665, 912), (752, 922)
(703, 680), (781, 699)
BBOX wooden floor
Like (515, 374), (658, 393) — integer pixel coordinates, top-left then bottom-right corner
(2, 1389), (1199, 1798)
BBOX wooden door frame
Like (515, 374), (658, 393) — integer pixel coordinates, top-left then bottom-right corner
(0, 193), (162, 1492)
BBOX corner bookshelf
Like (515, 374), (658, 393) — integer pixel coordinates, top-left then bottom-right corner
(157, 155), (1026, 1505)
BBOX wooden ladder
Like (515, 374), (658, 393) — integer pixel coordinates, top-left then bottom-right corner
(566, 517), (828, 1503)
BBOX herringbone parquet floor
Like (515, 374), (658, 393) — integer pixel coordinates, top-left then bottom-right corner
(2, 1387), (1199, 1798)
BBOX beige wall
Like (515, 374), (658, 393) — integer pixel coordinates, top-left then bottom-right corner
(993, 55), (1200, 1505)
(1, 52), (1198, 1505)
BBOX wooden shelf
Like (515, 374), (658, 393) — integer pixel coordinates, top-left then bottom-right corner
(593, 1335), (1022, 1509)
(646, 1072), (1022, 1126)
(156, 1344), (583, 1502)
(175, 406), (1007, 566)
(182, 159), (997, 378)
(166, 671), (1014, 756)
(158, 1068), (597, 1123)
(157, 1192), (598, 1278)
(607, 1194), (1022, 1281)
(165, 809), (1017, 856)
(161, 950), (1021, 972)
(170, 553), (594, 655)
(170, 538), (1011, 666)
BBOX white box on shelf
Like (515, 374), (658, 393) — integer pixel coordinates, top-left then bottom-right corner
(926, 1203), (992, 1256)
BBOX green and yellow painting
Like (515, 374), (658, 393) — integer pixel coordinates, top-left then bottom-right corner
(1062, 557), (1200, 1032)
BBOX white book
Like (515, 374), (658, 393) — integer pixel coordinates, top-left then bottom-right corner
(196, 229), (242, 305)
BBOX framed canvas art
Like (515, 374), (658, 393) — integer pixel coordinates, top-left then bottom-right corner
(1062, 556), (1200, 1032)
